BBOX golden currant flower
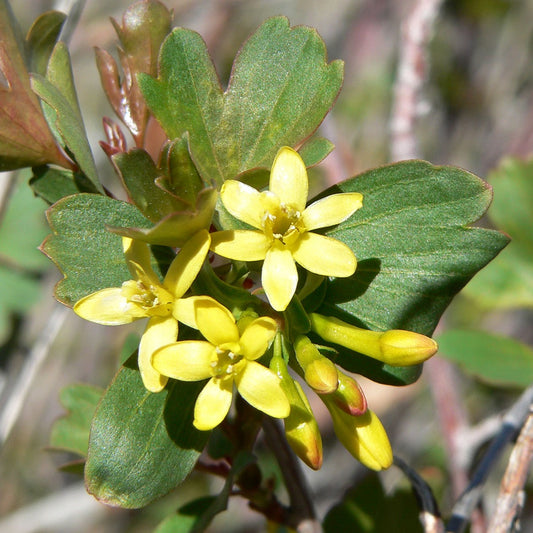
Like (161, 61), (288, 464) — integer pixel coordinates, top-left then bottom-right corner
(151, 297), (290, 431)
(74, 230), (211, 392)
(210, 146), (363, 311)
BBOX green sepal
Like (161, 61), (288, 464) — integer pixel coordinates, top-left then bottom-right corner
(139, 17), (343, 184)
(85, 355), (209, 509)
(41, 193), (152, 306)
(49, 383), (103, 457)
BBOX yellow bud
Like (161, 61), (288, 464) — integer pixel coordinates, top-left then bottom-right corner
(322, 397), (392, 471)
(270, 352), (323, 470)
(294, 336), (338, 394)
(310, 313), (437, 366)
(323, 370), (367, 416)
(379, 329), (438, 365)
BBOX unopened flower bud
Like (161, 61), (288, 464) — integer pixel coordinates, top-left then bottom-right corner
(271, 353), (323, 470)
(323, 369), (367, 416)
(322, 397), (392, 471)
(294, 336), (338, 394)
(310, 313), (437, 366)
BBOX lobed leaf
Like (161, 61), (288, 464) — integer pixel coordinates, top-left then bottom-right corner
(49, 383), (103, 456)
(85, 356), (209, 508)
(318, 160), (509, 384)
(41, 194), (151, 306)
(139, 17), (343, 185)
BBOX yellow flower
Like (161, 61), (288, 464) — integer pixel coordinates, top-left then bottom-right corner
(151, 297), (290, 431)
(211, 146), (363, 311)
(74, 230), (211, 392)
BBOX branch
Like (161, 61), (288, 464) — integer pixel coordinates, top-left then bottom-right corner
(487, 412), (533, 532)
(394, 456), (444, 533)
(262, 417), (321, 533)
(390, 0), (444, 161)
(446, 385), (533, 533)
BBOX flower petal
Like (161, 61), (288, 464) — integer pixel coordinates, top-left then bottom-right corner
(194, 378), (233, 430)
(210, 230), (270, 261)
(164, 230), (210, 299)
(74, 288), (145, 325)
(292, 232), (357, 277)
(152, 340), (214, 381)
(240, 317), (278, 361)
(173, 295), (201, 328)
(262, 243), (298, 311)
(220, 180), (264, 229)
(302, 193), (363, 231)
(235, 361), (290, 418)
(269, 147), (308, 211)
(138, 316), (176, 392)
(123, 237), (160, 286)
(194, 297), (239, 346)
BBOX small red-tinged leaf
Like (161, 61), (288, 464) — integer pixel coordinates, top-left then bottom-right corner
(96, 0), (172, 146)
(0, 0), (70, 171)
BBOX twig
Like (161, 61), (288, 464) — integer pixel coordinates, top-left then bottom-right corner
(262, 417), (321, 533)
(487, 412), (533, 533)
(394, 455), (444, 533)
(425, 358), (471, 499)
(390, 0), (444, 161)
(0, 171), (16, 227)
(54, 0), (87, 45)
(0, 305), (69, 445)
(446, 385), (533, 533)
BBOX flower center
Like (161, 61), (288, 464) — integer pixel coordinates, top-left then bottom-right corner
(261, 193), (303, 247)
(121, 280), (173, 315)
(210, 344), (245, 379)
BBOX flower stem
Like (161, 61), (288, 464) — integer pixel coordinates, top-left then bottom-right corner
(262, 416), (322, 533)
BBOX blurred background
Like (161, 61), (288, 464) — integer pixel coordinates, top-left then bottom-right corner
(1, 0), (532, 531)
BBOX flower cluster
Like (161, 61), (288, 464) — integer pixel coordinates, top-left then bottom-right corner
(74, 146), (438, 470)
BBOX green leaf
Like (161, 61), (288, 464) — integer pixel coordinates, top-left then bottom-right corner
(155, 452), (255, 533)
(437, 329), (533, 388)
(30, 165), (97, 204)
(318, 160), (509, 385)
(112, 149), (188, 221)
(26, 10), (66, 76)
(465, 156), (533, 309)
(0, 173), (50, 270)
(139, 17), (343, 184)
(31, 42), (103, 193)
(0, 0), (68, 170)
(298, 136), (335, 167)
(41, 194), (151, 306)
(323, 474), (423, 533)
(49, 383), (103, 456)
(85, 356), (209, 508)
